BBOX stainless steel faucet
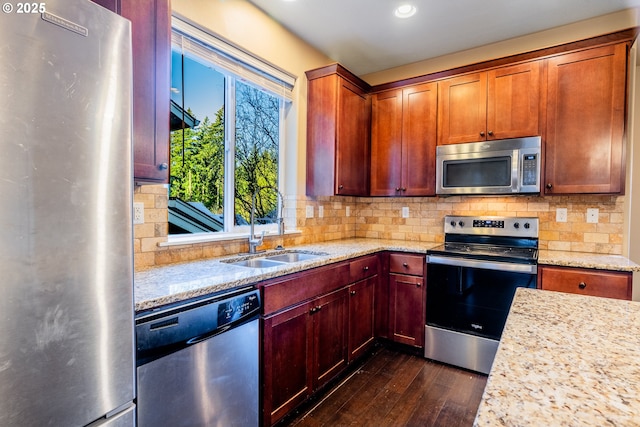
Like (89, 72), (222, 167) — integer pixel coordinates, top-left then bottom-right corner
(248, 186), (285, 254)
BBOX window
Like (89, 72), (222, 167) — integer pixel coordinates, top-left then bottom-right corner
(169, 17), (294, 237)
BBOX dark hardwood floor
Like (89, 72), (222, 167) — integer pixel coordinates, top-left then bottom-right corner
(280, 345), (487, 427)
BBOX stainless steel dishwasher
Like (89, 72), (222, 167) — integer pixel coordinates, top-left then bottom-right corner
(135, 286), (261, 427)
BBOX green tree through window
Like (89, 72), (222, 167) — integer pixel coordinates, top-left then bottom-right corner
(169, 49), (281, 234)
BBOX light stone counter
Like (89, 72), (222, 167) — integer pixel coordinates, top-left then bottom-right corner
(474, 288), (640, 426)
(539, 250), (640, 272)
(134, 238), (436, 312)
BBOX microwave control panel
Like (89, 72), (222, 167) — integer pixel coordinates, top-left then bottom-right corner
(522, 154), (538, 186)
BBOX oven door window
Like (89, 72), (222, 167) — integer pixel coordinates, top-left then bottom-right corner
(442, 156), (512, 188)
(426, 263), (536, 340)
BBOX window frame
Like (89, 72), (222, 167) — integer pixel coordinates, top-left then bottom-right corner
(167, 15), (293, 243)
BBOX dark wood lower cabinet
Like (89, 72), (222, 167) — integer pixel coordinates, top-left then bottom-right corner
(262, 288), (350, 426)
(262, 302), (312, 426)
(313, 289), (349, 388)
(262, 253), (430, 426)
(389, 273), (425, 347)
(348, 276), (376, 362)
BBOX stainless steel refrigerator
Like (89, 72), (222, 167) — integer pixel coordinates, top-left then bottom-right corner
(0, 1), (135, 425)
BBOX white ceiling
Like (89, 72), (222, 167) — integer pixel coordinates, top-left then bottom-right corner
(248, 0), (640, 76)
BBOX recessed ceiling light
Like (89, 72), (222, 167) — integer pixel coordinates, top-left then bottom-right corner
(394, 4), (417, 19)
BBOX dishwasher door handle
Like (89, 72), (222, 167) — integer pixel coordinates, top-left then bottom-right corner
(186, 324), (231, 345)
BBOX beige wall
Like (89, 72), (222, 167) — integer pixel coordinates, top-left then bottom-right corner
(361, 9), (640, 85)
(134, 1), (640, 276)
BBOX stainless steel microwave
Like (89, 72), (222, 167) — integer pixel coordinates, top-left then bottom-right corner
(436, 136), (541, 195)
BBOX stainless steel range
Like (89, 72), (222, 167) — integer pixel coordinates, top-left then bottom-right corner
(425, 215), (539, 374)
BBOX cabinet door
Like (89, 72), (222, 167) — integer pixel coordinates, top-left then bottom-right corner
(89, 0), (121, 12)
(348, 276), (377, 362)
(402, 82), (437, 195)
(437, 72), (487, 145)
(539, 265), (632, 300)
(545, 43), (627, 194)
(389, 273), (425, 347)
(370, 89), (403, 196)
(122, 0), (171, 183)
(312, 288), (349, 389)
(335, 78), (370, 195)
(262, 303), (313, 427)
(487, 61), (541, 140)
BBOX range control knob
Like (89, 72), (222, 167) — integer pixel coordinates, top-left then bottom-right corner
(450, 220), (456, 227)
(458, 221), (465, 227)
(514, 222), (520, 229)
(524, 222), (530, 229)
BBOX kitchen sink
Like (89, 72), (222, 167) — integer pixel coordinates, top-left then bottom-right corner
(228, 258), (286, 269)
(222, 250), (327, 268)
(264, 252), (323, 263)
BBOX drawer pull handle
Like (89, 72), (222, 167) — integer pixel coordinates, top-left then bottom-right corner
(578, 282), (587, 290)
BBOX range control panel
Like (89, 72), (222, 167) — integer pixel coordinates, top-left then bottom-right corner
(444, 215), (539, 238)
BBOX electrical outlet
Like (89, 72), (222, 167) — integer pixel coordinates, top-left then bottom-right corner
(556, 208), (567, 223)
(133, 202), (145, 224)
(402, 206), (409, 218)
(318, 205), (324, 218)
(306, 205), (314, 218)
(586, 208), (599, 223)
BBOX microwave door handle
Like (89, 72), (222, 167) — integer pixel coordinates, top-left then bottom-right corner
(426, 255), (537, 274)
(512, 149), (520, 192)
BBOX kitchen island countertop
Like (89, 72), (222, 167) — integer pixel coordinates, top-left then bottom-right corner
(474, 287), (640, 426)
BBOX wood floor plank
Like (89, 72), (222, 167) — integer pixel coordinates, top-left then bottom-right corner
(281, 345), (487, 427)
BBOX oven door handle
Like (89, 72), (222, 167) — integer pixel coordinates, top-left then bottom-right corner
(426, 255), (537, 274)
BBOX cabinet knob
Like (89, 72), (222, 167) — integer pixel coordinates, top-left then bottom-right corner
(416, 282), (422, 287)
(363, 266), (369, 271)
(546, 183), (553, 189)
(578, 282), (587, 290)
(488, 131), (494, 136)
(338, 184), (344, 190)
(401, 187), (406, 192)
(402, 262), (408, 267)
(395, 187), (401, 191)
(480, 131), (485, 137)
(350, 290), (356, 296)
(158, 162), (168, 170)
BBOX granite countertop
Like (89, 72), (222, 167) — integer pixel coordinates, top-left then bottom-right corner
(134, 238), (435, 312)
(539, 250), (640, 272)
(135, 238), (639, 313)
(474, 288), (640, 426)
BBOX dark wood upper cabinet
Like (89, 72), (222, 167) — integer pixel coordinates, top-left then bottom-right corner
(91, 0), (171, 183)
(544, 43), (628, 195)
(89, 0), (121, 13)
(123, 0), (171, 183)
(306, 64), (370, 196)
(370, 82), (437, 196)
(437, 61), (542, 145)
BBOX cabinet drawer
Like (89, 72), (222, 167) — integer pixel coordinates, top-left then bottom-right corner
(261, 263), (351, 315)
(389, 253), (424, 276)
(539, 265), (632, 300)
(350, 254), (379, 283)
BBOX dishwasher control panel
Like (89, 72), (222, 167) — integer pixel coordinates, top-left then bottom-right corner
(135, 287), (261, 364)
(217, 292), (260, 327)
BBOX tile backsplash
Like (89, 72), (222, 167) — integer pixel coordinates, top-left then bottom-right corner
(134, 185), (624, 270)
